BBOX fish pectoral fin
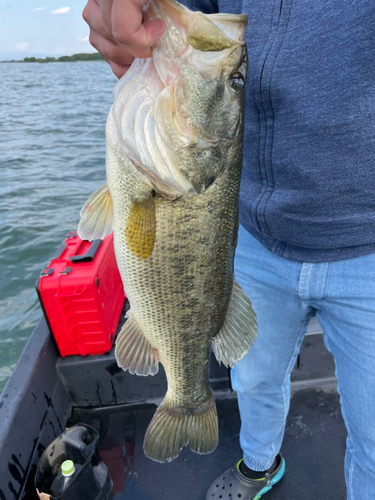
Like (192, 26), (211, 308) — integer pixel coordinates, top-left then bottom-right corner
(77, 182), (113, 241)
(144, 392), (218, 463)
(213, 278), (258, 368)
(125, 194), (156, 259)
(115, 310), (159, 376)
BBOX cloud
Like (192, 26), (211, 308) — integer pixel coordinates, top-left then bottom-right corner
(14, 42), (30, 52)
(78, 35), (89, 42)
(33, 7), (44, 11)
(52, 6), (70, 14)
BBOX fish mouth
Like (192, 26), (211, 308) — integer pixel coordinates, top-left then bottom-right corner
(150, 0), (247, 51)
(148, 0), (248, 141)
(110, 1), (247, 197)
(149, 0), (247, 64)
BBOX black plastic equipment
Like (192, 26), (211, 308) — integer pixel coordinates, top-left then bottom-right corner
(34, 424), (112, 500)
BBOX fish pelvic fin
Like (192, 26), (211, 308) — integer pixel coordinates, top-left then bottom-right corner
(125, 194), (156, 259)
(213, 278), (258, 368)
(77, 182), (113, 241)
(115, 310), (159, 376)
(144, 392), (218, 463)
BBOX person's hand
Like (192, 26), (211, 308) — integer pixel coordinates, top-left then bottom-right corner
(83, 0), (166, 78)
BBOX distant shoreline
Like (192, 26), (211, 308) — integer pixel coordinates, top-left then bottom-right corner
(1, 52), (104, 63)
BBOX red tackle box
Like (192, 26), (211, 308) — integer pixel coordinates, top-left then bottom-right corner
(36, 231), (125, 357)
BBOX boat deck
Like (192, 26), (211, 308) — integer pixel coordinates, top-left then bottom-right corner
(67, 387), (347, 500)
(0, 308), (347, 500)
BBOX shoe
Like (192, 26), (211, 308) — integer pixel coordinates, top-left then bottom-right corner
(205, 454), (285, 500)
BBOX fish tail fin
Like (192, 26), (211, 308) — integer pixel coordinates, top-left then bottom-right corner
(144, 392), (218, 462)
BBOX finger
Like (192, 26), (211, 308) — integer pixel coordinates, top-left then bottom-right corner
(100, 0), (116, 39)
(109, 0), (165, 50)
(108, 60), (132, 79)
(83, 0), (113, 42)
(84, 0), (150, 59)
(89, 30), (135, 67)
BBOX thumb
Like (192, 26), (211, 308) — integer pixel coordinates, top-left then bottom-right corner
(129, 17), (166, 48)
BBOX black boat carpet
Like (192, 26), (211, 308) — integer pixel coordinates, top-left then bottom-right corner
(69, 387), (347, 500)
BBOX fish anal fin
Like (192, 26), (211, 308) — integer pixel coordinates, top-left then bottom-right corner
(144, 393), (218, 463)
(213, 279), (258, 368)
(77, 182), (113, 241)
(115, 311), (159, 376)
(125, 195), (156, 259)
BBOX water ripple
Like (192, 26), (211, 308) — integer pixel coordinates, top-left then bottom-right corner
(0, 61), (117, 392)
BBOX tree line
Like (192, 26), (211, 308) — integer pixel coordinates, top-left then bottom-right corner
(11, 53), (104, 63)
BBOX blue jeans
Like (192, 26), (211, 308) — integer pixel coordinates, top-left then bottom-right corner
(231, 225), (375, 500)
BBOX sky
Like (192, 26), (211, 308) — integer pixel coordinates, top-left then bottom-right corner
(0, 0), (96, 59)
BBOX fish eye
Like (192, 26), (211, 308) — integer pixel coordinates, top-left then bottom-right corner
(229, 72), (245, 93)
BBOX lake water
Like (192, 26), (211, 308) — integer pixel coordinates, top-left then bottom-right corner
(0, 61), (117, 392)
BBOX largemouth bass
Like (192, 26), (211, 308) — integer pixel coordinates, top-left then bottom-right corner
(78, 0), (257, 463)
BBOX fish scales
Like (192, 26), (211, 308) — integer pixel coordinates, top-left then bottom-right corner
(108, 133), (241, 398)
(78, 0), (257, 463)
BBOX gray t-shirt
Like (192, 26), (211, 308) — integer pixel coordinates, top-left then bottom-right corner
(182, 0), (375, 262)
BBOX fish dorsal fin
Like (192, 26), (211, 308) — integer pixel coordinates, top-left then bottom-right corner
(125, 194), (156, 259)
(115, 310), (159, 376)
(213, 279), (257, 367)
(77, 182), (113, 241)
